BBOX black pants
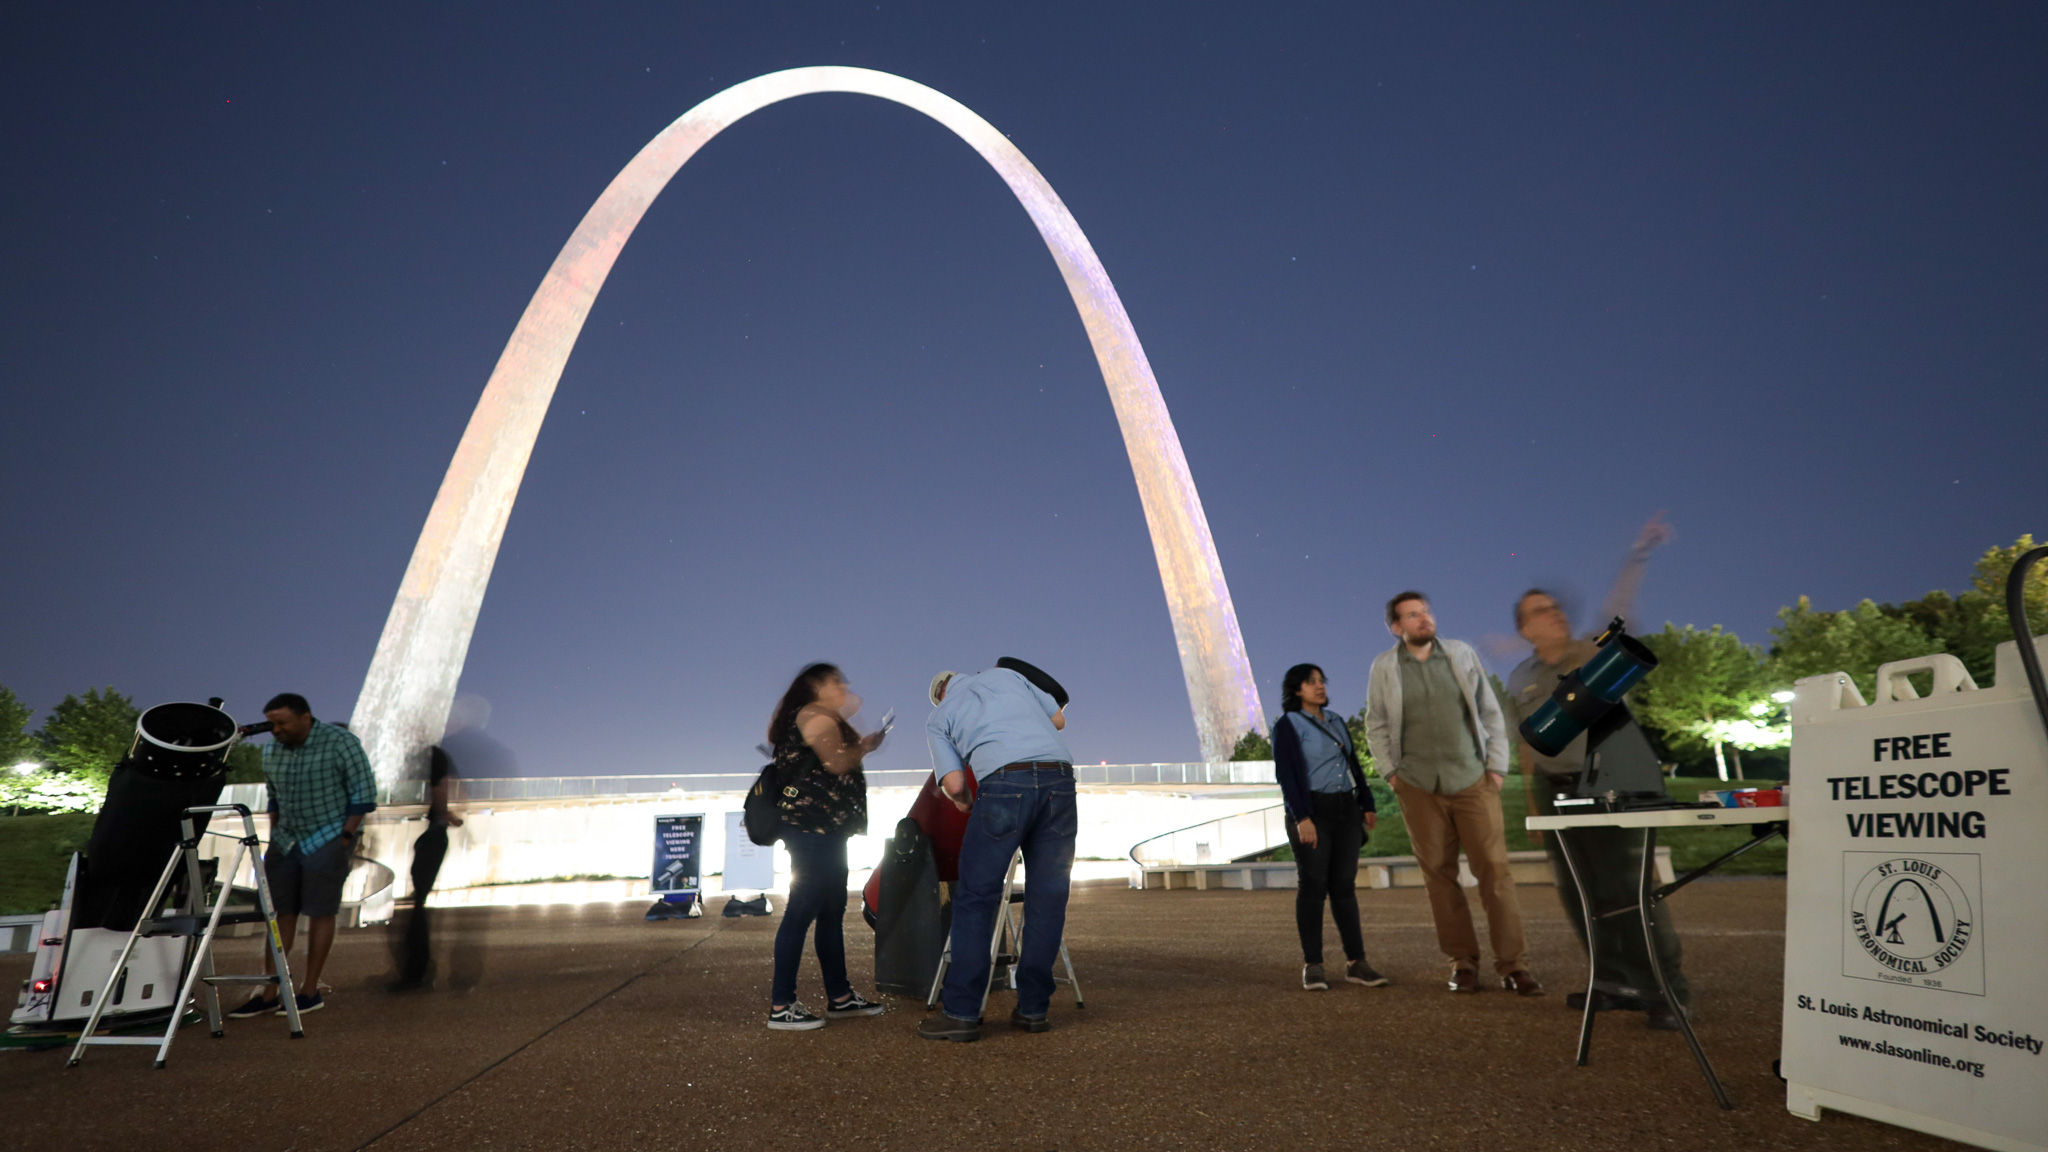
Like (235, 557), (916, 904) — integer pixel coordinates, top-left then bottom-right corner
(772, 830), (852, 1006)
(1288, 791), (1365, 965)
(400, 823), (449, 984)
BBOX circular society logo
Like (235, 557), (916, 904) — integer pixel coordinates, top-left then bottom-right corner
(1850, 857), (1975, 975)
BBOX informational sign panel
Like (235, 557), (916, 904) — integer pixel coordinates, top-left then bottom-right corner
(723, 810), (776, 892)
(650, 814), (703, 898)
(1782, 646), (2047, 1152)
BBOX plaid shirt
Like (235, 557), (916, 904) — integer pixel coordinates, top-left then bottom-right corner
(262, 719), (377, 854)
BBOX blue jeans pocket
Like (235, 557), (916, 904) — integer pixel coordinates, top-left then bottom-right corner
(977, 792), (1023, 841)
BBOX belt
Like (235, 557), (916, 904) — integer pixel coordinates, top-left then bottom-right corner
(995, 761), (1073, 775)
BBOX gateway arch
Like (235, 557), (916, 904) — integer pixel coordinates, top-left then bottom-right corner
(350, 66), (1263, 783)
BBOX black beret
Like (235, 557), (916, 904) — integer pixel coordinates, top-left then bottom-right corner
(995, 656), (1069, 709)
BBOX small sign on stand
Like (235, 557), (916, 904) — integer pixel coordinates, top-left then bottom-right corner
(646, 813), (703, 921)
(721, 810), (776, 917)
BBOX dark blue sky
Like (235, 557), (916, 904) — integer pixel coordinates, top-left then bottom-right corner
(4, 3), (2043, 774)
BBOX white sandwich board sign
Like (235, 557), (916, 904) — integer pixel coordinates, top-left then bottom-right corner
(1782, 641), (2048, 1151)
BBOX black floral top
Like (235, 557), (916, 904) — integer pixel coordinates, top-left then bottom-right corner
(773, 717), (868, 836)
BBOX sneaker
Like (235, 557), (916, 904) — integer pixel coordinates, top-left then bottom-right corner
(227, 992), (279, 1019)
(916, 1014), (981, 1043)
(1344, 959), (1391, 987)
(1302, 964), (1329, 991)
(1448, 967), (1481, 993)
(276, 992), (323, 1015)
(1009, 1008), (1051, 1034)
(767, 1002), (825, 1031)
(826, 991), (885, 1018)
(1501, 970), (1546, 997)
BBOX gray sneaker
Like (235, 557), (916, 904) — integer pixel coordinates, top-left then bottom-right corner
(1345, 959), (1391, 987)
(1302, 964), (1329, 991)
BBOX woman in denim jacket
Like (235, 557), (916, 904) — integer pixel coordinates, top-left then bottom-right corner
(1273, 663), (1387, 991)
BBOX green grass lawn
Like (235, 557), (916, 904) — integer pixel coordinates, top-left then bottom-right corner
(0, 813), (96, 915)
(1265, 775), (1786, 877)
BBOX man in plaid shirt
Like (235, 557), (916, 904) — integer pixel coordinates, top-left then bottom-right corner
(228, 692), (377, 1019)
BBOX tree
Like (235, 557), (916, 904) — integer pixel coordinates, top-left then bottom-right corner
(39, 686), (139, 794)
(0, 684), (36, 768)
(1973, 534), (2048, 635)
(1343, 707), (1379, 777)
(1229, 728), (1271, 761)
(1631, 624), (1769, 781)
(1881, 589), (2008, 687)
(1767, 597), (1937, 703)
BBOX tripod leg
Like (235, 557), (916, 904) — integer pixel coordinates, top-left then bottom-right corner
(159, 838), (249, 1068)
(1554, 825), (1599, 1066)
(200, 942), (223, 1038)
(978, 853), (1020, 1020)
(1061, 938), (1083, 1008)
(1642, 827), (1730, 1109)
(68, 843), (184, 1068)
(926, 937), (950, 1010)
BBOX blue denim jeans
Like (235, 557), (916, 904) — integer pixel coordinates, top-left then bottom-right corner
(771, 830), (852, 1006)
(940, 768), (1077, 1020)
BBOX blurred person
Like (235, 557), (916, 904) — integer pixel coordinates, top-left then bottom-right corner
(1273, 663), (1387, 991)
(391, 744), (463, 991)
(1508, 514), (1690, 1030)
(1365, 594), (1542, 996)
(765, 663), (888, 1031)
(227, 693), (376, 1019)
(918, 658), (1074, 1042)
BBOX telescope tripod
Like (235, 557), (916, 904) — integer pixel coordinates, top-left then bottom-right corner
(68, 803), (304, 1068)
(925, 850), (1083, 1018)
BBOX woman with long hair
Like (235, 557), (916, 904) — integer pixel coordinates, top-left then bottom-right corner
(1272, 663), (1387, 991)
(764, 663), (888, 1030)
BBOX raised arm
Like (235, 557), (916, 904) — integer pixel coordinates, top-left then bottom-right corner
(1595, 512), (1674, 634)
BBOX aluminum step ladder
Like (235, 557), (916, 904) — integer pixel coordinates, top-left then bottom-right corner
(925, 851), (1083, 1016)
(68, 803), (303, 1068)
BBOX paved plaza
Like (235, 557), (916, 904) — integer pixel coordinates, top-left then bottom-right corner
(3, 879), (1965, 1151)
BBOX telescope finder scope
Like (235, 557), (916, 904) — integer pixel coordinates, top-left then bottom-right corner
(1517, 618), (1659, 757)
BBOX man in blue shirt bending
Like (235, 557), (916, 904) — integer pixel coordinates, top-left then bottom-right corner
(918, 658), (1075, 1042)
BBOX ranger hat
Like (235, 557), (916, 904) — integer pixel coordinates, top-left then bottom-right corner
(995, 656), (1069, 709)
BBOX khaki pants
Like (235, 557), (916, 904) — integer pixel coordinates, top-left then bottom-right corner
(1391, 773), (1527, 976)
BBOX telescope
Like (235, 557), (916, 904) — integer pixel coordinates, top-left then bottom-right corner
(1518, 620), (1672, 807)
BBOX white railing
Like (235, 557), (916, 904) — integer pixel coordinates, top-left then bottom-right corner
(1129, 803), (1291, 867)
(206, 760), (1287, 808)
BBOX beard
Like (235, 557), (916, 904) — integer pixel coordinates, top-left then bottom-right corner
(1403, 625), (1437, 645)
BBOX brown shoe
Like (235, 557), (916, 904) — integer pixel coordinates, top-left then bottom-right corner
(1502, 970), (1546, 996)
(1448, 968), (1481, 993)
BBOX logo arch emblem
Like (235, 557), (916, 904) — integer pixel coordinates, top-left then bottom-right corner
(349, 67), (1264, 781)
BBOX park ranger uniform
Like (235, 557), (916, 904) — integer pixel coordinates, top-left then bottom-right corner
(1510, 641), (1689, 1008)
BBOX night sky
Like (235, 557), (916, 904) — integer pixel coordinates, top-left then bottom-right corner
(4, 3), (2043, 775)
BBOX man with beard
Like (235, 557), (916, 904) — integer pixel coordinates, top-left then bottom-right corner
(1365, 593), (1541, 997)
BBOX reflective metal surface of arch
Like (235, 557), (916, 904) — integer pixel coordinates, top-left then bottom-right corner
(351, 67), (1262, 782)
